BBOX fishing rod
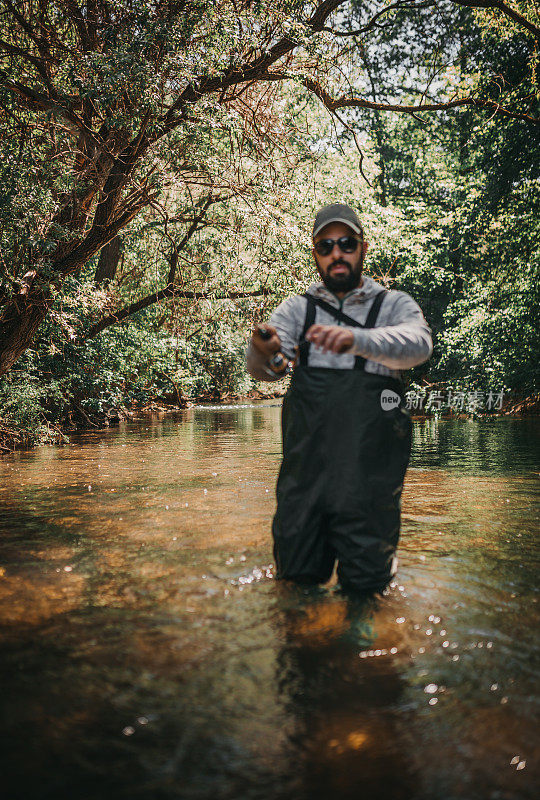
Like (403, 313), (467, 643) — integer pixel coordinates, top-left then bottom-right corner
(256, 326), (295, 376)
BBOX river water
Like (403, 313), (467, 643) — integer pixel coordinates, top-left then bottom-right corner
(0, 408), (538, 800)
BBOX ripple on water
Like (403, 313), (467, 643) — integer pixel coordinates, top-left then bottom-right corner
(0, 416), (538, 799)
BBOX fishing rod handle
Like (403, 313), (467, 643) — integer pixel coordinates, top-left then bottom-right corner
(256, 326), (272, 340)
(255, 326), (291, 374)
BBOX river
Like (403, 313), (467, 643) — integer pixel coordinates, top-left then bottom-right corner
(0, 408), (538, 800)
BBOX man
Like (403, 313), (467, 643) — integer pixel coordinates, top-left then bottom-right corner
(247, 203), (432, 593)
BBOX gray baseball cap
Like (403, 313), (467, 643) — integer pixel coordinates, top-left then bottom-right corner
(313, 203), (363, 239)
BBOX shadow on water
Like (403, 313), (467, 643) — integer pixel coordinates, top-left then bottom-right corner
(271, 590), (418, 800)
(0, 411), (539, 799)
(0, 589), (417, 800)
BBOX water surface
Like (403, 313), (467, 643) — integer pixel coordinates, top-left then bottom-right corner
(0, 410), (538, 800)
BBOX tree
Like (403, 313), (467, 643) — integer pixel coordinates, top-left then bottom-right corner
(1, 0), (538, 379)
(343, 0), (540, 392)
(0, 1), (341, 375)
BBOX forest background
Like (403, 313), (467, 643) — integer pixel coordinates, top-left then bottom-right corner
(0, 0), (539, 447)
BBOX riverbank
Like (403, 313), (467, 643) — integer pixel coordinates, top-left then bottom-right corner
(2, 386), (539, 454)
(0, 384), (279, 453)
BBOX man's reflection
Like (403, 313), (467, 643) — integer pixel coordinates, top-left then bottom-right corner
(274, 587), (418, 800)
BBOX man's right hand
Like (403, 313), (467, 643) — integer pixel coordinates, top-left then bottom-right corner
(251, 324), (281, 358)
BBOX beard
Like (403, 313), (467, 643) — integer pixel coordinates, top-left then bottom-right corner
(319, 257), (363, 293)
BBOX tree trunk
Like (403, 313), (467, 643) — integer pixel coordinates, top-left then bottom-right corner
(0, 289), (52, 378)
(94, 236), (121, 284)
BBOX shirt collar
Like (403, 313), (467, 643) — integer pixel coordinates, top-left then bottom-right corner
(306, 275), (385, 304)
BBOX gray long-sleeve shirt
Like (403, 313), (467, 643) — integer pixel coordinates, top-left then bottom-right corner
(246, 276), (433, 381)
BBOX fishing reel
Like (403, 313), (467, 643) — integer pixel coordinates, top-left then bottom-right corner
(256, 326), (294, 376)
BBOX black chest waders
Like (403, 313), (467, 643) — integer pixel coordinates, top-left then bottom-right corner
(272, 291), (412, 593)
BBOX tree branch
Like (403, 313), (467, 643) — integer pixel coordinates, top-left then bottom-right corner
(0, 38), (55, 80)
(3, 0), (46, 48)
(158, 0), (346, 133)
(84, 288), (272, 339)
(46, 127), (153, 277)
(58, 0), (92, 50)
(450, 1), (540, 39)
(304, 77), (540, 125)
(0, 70), (109, 150)
(320, 1), (436, 37)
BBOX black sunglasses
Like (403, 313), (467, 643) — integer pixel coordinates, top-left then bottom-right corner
(313, 235), (361, 256)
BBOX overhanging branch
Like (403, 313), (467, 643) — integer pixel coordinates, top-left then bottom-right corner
(320, 0), (540, 40)
(0, 70), (107, 149)
(304, 77), (540, 125)
(320, 1), (436, 37)
(84, 287), (272, 340)
(450, 1), (540, 39)
(159, 0), (347, 133)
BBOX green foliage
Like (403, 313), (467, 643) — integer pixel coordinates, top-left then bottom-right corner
(1, 1), (539, 446)
(0, 278), (265, 445)
(0, 370), (64, 446)
(343, 1), (540, 395)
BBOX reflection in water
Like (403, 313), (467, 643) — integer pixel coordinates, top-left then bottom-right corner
(274, 591), (418, 800)
(0, 412), (538, 799)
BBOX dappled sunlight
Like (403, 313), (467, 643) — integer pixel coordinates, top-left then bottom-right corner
(0, 412), (538, 798)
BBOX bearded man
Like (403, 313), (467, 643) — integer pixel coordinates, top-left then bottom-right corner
(246, 203), (433, 593)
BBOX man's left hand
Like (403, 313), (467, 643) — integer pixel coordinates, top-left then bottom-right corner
(306, 324), (354, 354)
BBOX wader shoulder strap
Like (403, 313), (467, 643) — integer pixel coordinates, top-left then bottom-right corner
(298, 295), (317, 366)
(300, 290), (387, 370)
(303, 296), (360, 328)
(363, 290), (386, 328)
(354, 289), (386, 369)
